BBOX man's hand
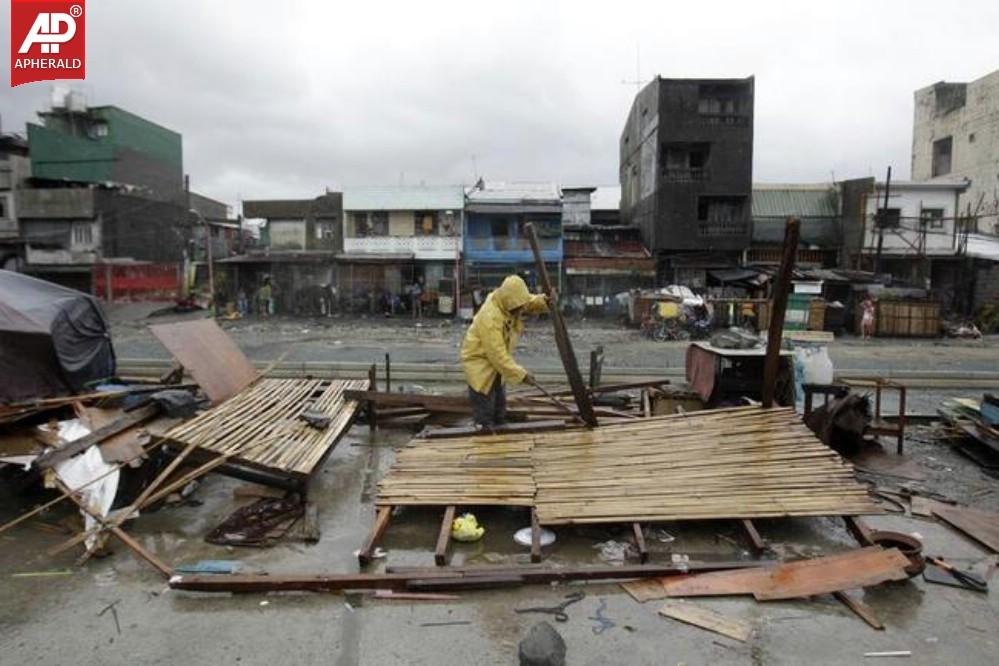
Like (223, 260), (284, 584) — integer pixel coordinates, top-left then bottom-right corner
(522, 373), (537, 386)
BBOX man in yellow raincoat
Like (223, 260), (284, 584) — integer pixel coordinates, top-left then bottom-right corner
(460, 275), (549, 427)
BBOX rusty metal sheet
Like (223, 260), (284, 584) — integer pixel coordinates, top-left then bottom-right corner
(149, 319), (258, 405)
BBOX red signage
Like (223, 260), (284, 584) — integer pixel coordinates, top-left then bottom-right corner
(10, 0), (86, 87)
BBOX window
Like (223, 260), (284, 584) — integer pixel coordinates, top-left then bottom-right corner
(661, 143), (710, 181)
(920, 208), (944, 229)
(352, 212), (387, 236)
(696, 196), (747, 236)
(969, 133), (976, 143)
(696, 83), (750, 125)
(315, 220), (334, 240)
(876, 208), (901, 229)
(72, 221), (93, 245)
(415, 211), (437, 236)
(0, 195), (7, 219)
(89, 122), (109, 139)
(931, 137), (952, 177)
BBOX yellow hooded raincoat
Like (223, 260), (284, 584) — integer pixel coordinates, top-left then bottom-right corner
(460, 275), (548, 394)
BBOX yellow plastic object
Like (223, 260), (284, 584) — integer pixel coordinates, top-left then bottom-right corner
(451, 512), (485, 542)
(657, 301), (680, 318)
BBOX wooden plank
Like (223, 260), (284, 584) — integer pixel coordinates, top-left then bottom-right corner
(844, 516), (875, 547)
(435, 506), (456, 566)
(633, 523), (648, 563)
(633, 548), (909, 601)
(301, 503), (320, 543)
(530, 507), (542, 563)
(754, 548), (910, 600)
(359, 506), (393, 566)
(932, 505), (999, 553)
(149, 319), (258, 404)
(658, 601), (752, 642)
(523, 222), (597, 427)
(740, 519), (766, 554)
(761, 217), (799, 408)
(909, 496), (952, 518)
(833, 591), (884, 630)
(33, 404), (160, 470)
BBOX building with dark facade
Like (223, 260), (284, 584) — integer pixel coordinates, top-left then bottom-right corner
(27, 98), (184, 203)
(620, 76), (754, 287)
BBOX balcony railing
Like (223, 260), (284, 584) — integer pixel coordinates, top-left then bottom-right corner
(344, 235), (460, 260)
(662, 167), (710, 183)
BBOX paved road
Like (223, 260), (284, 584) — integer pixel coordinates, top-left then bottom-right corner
(111, 303), (999, 376)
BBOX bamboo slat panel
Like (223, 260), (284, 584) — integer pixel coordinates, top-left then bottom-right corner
(166, 378), (368, 478)
(532, 407), (878, 524)
(377, 434), (536, 507)
(375, 406), (880, 523)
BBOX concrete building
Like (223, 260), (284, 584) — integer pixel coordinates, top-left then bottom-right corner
(223, 194), (343, 314)
(839, 177), (999, 313)
(0, 134), (31, 271)
(27, 96), (184, 203)
(620, 76), (754, 286)
(912, 70), (999, 231)
(561, 185), (654, 314)
(463, 181), (563, 302)
(340, 185), (463, 315)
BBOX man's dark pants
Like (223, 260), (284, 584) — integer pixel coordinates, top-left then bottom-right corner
(469, 376), (506, 426)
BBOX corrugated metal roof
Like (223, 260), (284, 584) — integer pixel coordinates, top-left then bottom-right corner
(465, 181), (560, 204)
(343, 185), (464, 211)
(751, 184), (838, 218)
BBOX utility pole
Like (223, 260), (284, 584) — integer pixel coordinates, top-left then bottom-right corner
(874, 167), (891, 274)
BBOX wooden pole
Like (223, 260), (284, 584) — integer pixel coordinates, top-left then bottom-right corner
(761, 217), (800, 408)
(523, 223), (597, 427)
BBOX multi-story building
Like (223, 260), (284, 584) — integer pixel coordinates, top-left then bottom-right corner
(620, 76), (754, 287)
(340, 185), (463, 314)
(27, 94), (184, 203)
(912, 70), (999, 231)
(839, 177), (999, 313)
(463, 180), (562, 300)
(225, 193), (343, 313)
(561, 185), (654, 313)
(0, 133), (31, 271)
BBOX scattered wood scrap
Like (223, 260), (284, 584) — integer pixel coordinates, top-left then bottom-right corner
(622, 547), (910, 602)
(930, 505), (999, 553)
(658, 600), (753, 642)
(149, 319), (259, 404)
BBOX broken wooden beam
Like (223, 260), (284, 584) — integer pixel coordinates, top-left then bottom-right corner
(833, 591), (884, 630)
(33, 403), (160, 470)
(524, 222), (597, 427)
(761, 216), (800, 408)
(740, 519), (767, 555)
(169, 560), (772, 594)
(358, 506), (393, 566)
(633, 523), (649, 563)
(418, 420), (568, 440)
(530, 507), (542, 563)
(844, 516), (875, 547)
(435, 506), (456, 566)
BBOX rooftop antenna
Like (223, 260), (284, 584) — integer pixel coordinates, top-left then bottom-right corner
(621, 42), (647, 93)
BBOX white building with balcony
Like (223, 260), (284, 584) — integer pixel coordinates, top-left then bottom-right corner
(340, 185), (464, 314)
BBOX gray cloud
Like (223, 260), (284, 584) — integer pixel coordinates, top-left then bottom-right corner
(2, 0), (997, 208)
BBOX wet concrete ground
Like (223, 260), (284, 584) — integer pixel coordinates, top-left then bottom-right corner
(2, 412), (998, 665)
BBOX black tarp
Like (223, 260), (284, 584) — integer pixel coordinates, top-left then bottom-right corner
(0, 270), (116, 402)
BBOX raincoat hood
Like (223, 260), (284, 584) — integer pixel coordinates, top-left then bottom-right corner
(493, 275), (533, 313)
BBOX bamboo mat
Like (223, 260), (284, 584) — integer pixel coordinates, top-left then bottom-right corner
(377, 435), (536, 507)
(532, 406), (878, 524)
(376, 405), (879, 523)
(166, 378), (368, 478)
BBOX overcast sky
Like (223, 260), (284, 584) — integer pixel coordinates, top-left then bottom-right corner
(2, 0), (997, 209)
